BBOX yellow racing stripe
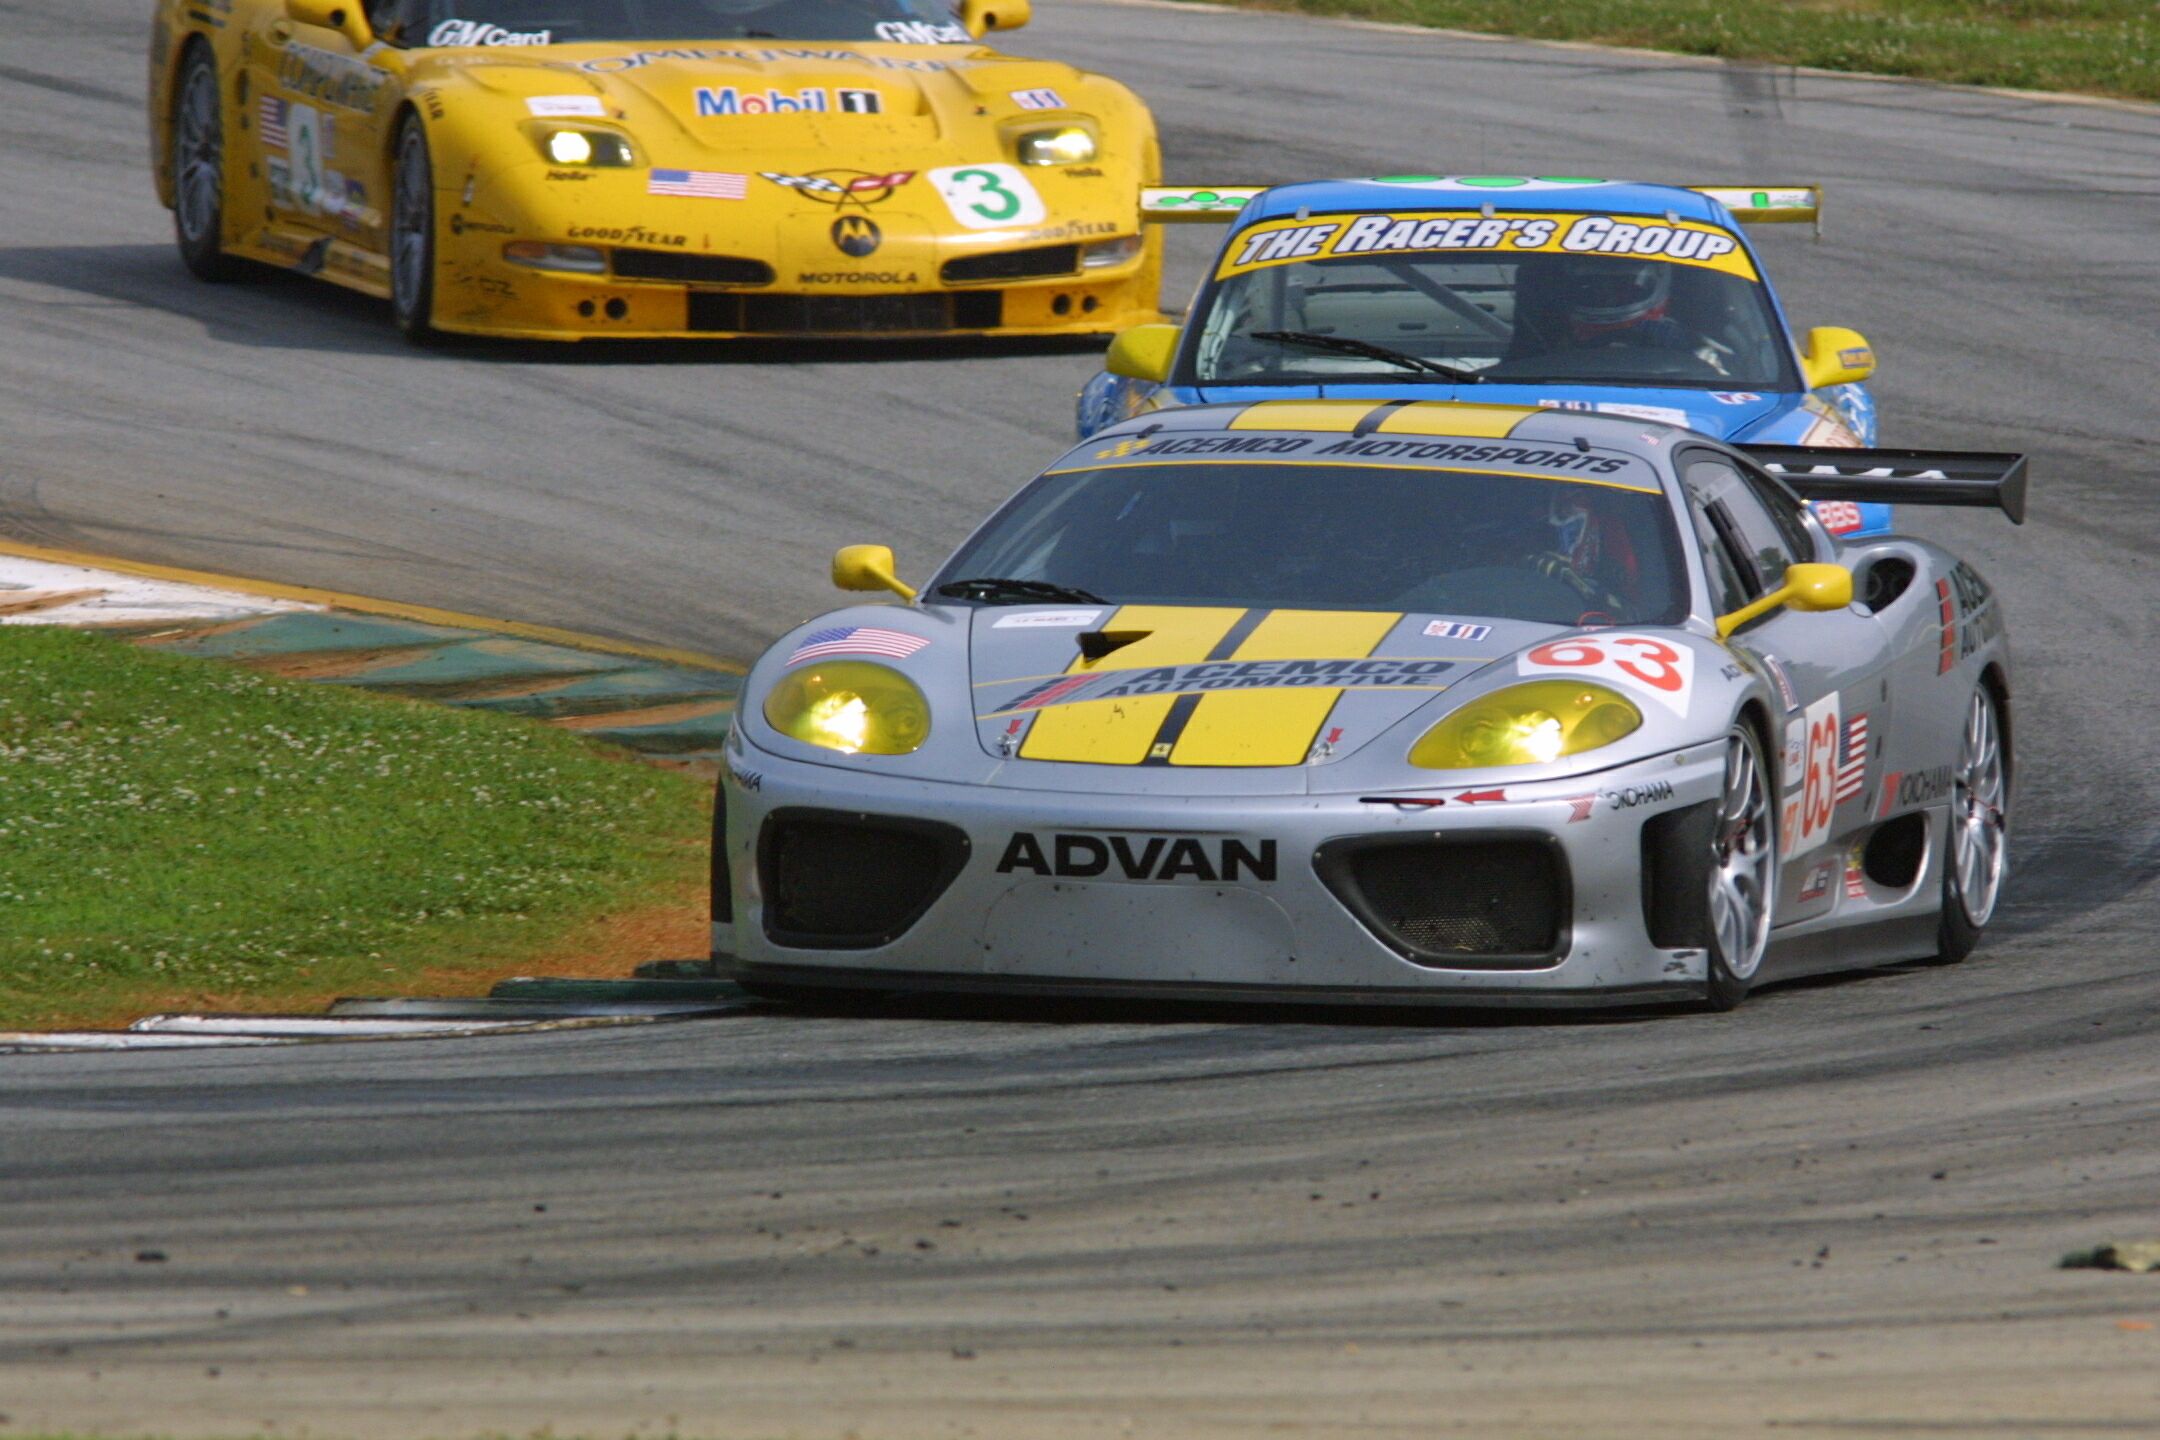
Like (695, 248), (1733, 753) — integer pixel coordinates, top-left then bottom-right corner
(1226, 400), (1378, 433)
(1375, 402), (1541, 438)
(1170, 609), (1401, 766)
(1018, 605), (1245, 764)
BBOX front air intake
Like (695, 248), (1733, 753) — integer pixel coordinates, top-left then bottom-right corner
(940, 245), (1080, 284)
(613, 250), (773, 286)
(758, 808), (970, 949)
(1316, 833), (1568, 968)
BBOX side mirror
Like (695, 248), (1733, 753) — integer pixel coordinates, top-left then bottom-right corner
(959, 0), (1031, 36)
(1799, 326), (1875, 390)
(286, 0), (374, 46)
(1716, 562), (1853, 637)
(832, 544), (917, 601)
(1105, 323), (1178, 382)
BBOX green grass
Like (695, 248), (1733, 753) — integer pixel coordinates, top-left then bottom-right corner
(0, 626), (710, 1030)
(1216, 0), (2158, 101)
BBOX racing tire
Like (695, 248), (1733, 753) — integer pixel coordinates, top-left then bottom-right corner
(1933, 685), (2010, 964)
(389, 115), (440, 344)
(1701, 722), (1777, 1010)
(171, 45), (240, 282)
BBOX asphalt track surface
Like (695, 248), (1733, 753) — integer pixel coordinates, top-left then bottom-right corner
(3, 2), (2160, 1434)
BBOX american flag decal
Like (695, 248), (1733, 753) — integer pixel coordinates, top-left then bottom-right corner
(259, 95), (289, 149)
(787, 625), (928, 665)
(648, 169), (748, 199)
(1835, 713), (1868, 804)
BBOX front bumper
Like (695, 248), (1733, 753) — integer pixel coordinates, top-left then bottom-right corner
(432, 183), (1161, 340)
(715, 738), (1728, 1007)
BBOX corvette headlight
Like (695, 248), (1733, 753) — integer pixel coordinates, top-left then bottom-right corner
(762, 661), (931, 756)
(1016, 126), (1096, 166)
(533, 126), (634, 167)
(1081, 235), (1143, 269)
(1409, 681), (1642, 770)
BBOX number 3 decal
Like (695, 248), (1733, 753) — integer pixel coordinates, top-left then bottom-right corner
(929, 164), (1046, 230)
(1520, 634), (1695, 714)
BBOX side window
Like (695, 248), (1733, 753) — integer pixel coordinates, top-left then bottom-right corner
(1686, 500), (1749, 615)
(1682, 454), (1801, 595)
(367, 0), (433, 46)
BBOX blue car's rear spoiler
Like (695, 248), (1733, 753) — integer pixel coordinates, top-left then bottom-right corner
(1740, 447), (2029, 525)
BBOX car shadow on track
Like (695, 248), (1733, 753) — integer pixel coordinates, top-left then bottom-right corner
(725, 982), (1680, 1031)
(0, 244), (1111, 365)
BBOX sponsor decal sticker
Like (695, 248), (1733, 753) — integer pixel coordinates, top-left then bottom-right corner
(526, 95), (606, 117)
(1423, 620), (1492, 642)
(277, 43), (385, 112)
(759, 169), (915, 207)
(725, 760), (763, 792)
(875, 18), (970, 42)
(1710, 392), (1762, 405)
(568, 224), (685, 245)
(1877, 765), (1953, 817)
(647, 169), (747, 199)
(578, 46), (950, 72)
(1595, 403), (1689, 426)
(1516, 635), (1694, 715)
(796, 270), (918, 284)
(787, 625), (929, 665)
(429, 19), (551, 45)
(1011, 87), (1065, 109)
(993, 656), (1456, 713)
(696, 86), (829, 116)
(1813, 500), (1866, 535)
(836, 88), (882, 114)
(1220, 211), (1755, 281)
(1781, 691), (1841, 858)
(1844, 844), (1868, 899)
(830, 214), (881, 256)
(996, 832), (1277, 883)
(993, 610), (1102, 628)
(929, 164), (1047, 229)
(1603, 780), (1675, 810)
(1798, 863), (1832, 902)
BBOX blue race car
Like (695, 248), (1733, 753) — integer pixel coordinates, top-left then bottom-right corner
(1078, 177), (1890, 537)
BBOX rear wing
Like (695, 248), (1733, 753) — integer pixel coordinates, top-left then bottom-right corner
(1141, 186), (1266, 221)
(1741, 447), (2030, 525)
(1141, 183), (1821, 228)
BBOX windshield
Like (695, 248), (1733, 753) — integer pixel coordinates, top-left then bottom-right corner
(937, 460), (1690, 627)
(378, 0), (971, 46)
(1190, 218), (1796, 391)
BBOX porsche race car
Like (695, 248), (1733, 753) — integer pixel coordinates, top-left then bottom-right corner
(1081, 177), (1895, 536)
(716, 398), (2026, 1009)
(149, 0), (1162, 340)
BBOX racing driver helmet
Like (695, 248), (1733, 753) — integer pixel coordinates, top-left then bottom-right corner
(1559, 257), (1673, 342)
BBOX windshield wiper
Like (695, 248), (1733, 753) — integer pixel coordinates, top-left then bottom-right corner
(935, 577), (1108, 606)
(1249, 330), (1485, 383)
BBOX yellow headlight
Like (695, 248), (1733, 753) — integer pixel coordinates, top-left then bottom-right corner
(762, 661), (931, 756)
(1409, 681), (1642, 770)
(1017, 126), (1096, 166)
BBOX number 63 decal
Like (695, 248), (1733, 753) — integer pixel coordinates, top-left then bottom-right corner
(1518, 634), (1695, 715)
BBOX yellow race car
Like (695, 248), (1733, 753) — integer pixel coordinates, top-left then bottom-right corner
(148, 0), (1164, 342)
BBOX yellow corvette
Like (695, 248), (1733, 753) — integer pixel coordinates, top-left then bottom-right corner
(148, 0), (1164, 341)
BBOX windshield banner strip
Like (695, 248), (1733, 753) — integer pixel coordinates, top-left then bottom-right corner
(1215, 210), (1758, 282)
(1044, 453), (1662, 496)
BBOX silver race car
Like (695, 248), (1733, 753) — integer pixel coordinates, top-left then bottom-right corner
(714, 400), (2025, 1009)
